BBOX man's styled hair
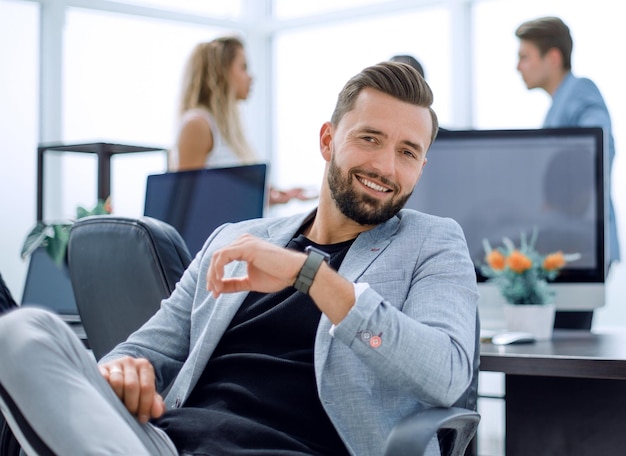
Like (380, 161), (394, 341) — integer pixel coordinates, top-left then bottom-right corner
(330, 61), (439, 144)
(515, 16), (573, 71)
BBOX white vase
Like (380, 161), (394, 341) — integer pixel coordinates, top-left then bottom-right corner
(503, 303), (556, 340)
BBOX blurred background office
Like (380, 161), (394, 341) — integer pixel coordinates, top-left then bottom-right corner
(2, 0), (624, 329)
(1, 1), (624, 454)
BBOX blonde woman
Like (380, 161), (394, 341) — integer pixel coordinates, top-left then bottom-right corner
(173, 36), (310, 205)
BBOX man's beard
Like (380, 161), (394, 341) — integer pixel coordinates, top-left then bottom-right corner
(327, 154), (412, 226)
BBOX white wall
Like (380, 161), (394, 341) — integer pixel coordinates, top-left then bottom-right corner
(0, 0), (38, 300)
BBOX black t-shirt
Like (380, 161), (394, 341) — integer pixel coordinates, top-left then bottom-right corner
(153, 235), (354, 455)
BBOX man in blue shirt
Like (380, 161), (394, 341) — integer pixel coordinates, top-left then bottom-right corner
(516, 16), (620, 270)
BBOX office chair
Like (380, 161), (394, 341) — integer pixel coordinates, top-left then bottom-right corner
(0, 215), (479, 455)
(0, 272), (17, 314)
(66, 215), (192, 360)
(0, 215), (191, 456)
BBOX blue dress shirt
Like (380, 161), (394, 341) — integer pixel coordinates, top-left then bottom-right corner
(544, 72), (620, 265)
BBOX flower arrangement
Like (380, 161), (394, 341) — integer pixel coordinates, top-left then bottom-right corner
(480, 229), (580, 305)
(21, 197), (112, 266)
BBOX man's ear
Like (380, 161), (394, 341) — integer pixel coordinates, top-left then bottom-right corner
(546, 47), (563, 69)
(319, 122), (333, 161)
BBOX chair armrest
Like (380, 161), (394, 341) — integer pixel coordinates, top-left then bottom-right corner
(384, 406), (480, 456)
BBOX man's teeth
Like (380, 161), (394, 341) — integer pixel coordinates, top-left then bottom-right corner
(358, 177), (389, 192)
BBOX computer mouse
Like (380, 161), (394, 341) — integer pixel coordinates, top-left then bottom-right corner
(491, 331), (536, 345)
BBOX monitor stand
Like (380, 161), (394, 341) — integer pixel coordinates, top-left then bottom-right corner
(553, 310), (593, 330)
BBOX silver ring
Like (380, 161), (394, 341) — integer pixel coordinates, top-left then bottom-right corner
(109, 367), (123, 375)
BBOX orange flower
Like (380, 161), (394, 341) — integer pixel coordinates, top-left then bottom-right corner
(543, 251), (565, 271)
(506, 250), (532, 273)
(486, 250), (506, 271)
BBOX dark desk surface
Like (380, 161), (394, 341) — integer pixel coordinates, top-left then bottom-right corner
(480, 329), (626, 380)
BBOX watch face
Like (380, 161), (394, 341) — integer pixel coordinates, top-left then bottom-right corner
(305, 245), (330, 262)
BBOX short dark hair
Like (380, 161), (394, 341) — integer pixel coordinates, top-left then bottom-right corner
(330, 61), (438, 144)
(515, 16), (572, 70)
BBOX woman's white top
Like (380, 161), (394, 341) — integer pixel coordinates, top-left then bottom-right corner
(177, 108), (241, 167)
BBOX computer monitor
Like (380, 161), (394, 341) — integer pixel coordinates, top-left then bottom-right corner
(404, 127), (606, 318)
(21, 247), (80, 322)
(144, 164), (268, 255)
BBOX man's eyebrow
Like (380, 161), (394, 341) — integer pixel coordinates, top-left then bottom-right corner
(358, 126), (385, 137)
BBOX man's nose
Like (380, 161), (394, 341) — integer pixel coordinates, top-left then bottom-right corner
(368, 145), (396, 177)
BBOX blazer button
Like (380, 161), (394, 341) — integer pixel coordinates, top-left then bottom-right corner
(369, 335), (382, 348)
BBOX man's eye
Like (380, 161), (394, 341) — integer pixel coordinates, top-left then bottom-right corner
(402, 149), (417, 159)
(362, 136), (376, 143)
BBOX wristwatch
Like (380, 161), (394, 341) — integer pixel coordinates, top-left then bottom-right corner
(293, 246), (330, 294)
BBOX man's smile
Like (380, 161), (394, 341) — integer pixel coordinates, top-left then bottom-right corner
(355, 175), (393, 194)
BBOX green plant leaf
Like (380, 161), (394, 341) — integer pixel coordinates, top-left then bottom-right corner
(46, 224), (72, 266)
(21, 222), (51, 259)
(76, 205), (91, 219)
(91, 199), (110, 215)
(76, 199), (110, 219)
(21, 197), (111, 264)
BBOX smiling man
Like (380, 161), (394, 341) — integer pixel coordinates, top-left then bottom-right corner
(0, 62), (478, 456)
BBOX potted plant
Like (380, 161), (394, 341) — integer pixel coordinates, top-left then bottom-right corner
(21, 197), (112, 266)
(480, 229), (580, 339)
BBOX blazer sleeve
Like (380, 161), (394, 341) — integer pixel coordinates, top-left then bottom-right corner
(331, 215), (478, 407)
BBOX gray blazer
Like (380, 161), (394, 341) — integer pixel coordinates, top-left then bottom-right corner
(101, 208), (479, 455)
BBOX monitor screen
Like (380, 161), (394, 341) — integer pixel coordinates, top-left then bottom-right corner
(144, 164), (268, 255)
(21, 247), (80, 321)
(404, 127), (606, 313)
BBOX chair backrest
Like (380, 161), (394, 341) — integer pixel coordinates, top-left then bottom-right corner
(0, 271), (17, 315)
(67, 215), (192, 360)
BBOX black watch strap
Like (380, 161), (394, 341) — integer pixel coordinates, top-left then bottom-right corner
(294, 246), (330, 294)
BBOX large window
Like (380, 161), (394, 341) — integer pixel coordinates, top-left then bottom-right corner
(0, 0), (39, 298)
(272, 6), (450, 198)
(274, 0), (391, 18)
(63, 9), (238, 217)
(1, 0), (625, 326)
(113, 0), (242, 18)
(64, 9), (233, 146)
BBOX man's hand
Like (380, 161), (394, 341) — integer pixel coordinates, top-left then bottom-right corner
(206, 234), (305, 297)
(99, 356), (165, 423)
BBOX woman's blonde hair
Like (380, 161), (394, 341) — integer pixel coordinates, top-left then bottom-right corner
(178, 36), (256, 163)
